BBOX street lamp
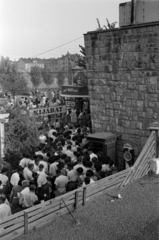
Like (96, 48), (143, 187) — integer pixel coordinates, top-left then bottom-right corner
(0, 113), (9, 171)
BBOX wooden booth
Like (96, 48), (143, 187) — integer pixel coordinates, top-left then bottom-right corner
(87, 132), (117, 164)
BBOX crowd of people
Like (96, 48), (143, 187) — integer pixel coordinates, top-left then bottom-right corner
(0, 123), (118, 220)
(5, 89), (64, 110)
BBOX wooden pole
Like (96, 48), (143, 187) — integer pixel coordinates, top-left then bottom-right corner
(148, 126), (159, 158)
(74, 191), (79, 210)
(82, 187), (86, 206)
(24, 211), (28, 235)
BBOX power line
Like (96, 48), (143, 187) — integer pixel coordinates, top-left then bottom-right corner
(32, 36), (84, 58)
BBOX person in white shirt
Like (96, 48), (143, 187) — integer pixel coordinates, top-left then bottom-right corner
(0, 168), (8, 186)
(73, 157), (87, 174)
(37, 164), (49, 200)
(88, 148), (98, 161)
(49, 160), (59, 178)
(54, 170), (68, 196)
(20, 180), (30, 195)
(48, 126), (57, 138)
(39, 159), (48, 174)
(10, 166), (23, 187)
(19, 185), (38, 209)
(82, 176), (95, 187)
(0, 194), (11, 220)
(23, 163), (34, 181)
(31, 157), (40, 173)
(65, 145), (75, 162)
(67, 163), (78, 182)
(19, 154), (32, 168)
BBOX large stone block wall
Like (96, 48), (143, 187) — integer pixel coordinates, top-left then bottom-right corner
(84, 23), (159, 164)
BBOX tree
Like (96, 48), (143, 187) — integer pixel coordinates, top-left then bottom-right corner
(57, 70), (65, 87)
(30, 66), (41, 91)
(41, 67), (53, 87)
(3, 108), (40, 169)
(96, 18), (117, 30)
(0, 57), (29, 97)
(76, 45), (86, 69)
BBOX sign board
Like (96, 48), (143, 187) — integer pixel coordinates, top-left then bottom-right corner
(61, 86), (89, 97)
(29, 105), (67, 118)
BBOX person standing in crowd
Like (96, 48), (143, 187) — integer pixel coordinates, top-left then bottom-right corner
(23, 163), (34, 181)
(54, 169), (68, 196)
(19, 185), (38, 209)
(0, 194), (11, 220)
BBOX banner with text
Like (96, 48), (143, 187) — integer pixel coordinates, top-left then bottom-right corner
(29, 105), (67, 118)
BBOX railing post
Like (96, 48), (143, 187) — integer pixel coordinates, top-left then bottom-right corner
(82, 187), (86, 206)
(24, 211), (28, 235)
(74, 191), (79, 210)
(148, 125), (159, 158)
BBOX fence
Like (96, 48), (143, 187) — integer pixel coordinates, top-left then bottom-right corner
(0, 130), (157, 240)
(120, 130), (156, 188)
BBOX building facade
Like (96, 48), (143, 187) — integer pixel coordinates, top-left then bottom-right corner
(84, 21), (159, 165)
(17, 58), (45, 73)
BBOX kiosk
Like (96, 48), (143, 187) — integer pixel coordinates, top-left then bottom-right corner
(87, 132), (117, 164)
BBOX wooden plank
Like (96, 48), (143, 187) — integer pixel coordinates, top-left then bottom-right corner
(0, 222), (24, 237)
(87, 169), (130, 190)
(134, 162), (149, 181)
(141, 163), (150, 177)
(86, 183), (121, 202)
(82, 187), (86, 206)
(123, 140), (155, 185)
(86, 177), (125, 197)
(24, 211), (28, 235)
(86, 172), (128, 195)
(133, 138), (155, 169)
(26, 188), (82, 215)
(29, 205), (75, 231)
(0, 227), (24, 240)
(132, 132), (155, 168)
(130, 146), (155, 182)
(27, 192), (83, 218)
(134, 149), (155, 180)
(28, 199), (75, 223)
(0, 216), (24, 229)
(0, 211), (24, 225)
(28, 204), (74, 231)
(120, 167), (134, 188)
(74, 191), (78, 210)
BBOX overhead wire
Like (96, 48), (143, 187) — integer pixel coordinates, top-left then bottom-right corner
(32, 36), (84, 58)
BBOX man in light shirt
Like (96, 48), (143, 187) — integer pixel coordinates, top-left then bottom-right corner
(37, 164), (49, 200)
(0, 194), (11, 220)
(65, 145), (75, 162)
(88, 148), (98, 161)
(54, 170), (68, 196)
(23, 163), (34, 181)
(19, 154), (32, 168)
(19, 185), (38, 209)
(10, 166), (23, 187)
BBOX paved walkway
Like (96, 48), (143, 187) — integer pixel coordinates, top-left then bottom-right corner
(16, 175), (159, 240)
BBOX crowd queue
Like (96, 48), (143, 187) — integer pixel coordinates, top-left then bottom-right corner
(0, 123), (118, 221)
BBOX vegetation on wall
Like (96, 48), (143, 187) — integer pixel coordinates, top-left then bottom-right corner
(96, 18), (117, 31)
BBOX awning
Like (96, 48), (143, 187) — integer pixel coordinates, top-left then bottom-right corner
(61, 86), (89, 98)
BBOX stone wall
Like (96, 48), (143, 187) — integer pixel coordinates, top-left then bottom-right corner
(84, 22), (159, 166)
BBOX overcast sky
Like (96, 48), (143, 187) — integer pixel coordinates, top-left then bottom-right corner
(0, 0), (127, 60)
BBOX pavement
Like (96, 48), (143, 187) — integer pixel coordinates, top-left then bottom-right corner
(16, 174), (159, 240)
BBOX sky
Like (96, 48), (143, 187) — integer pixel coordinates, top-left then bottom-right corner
(0, 0), (127, 60)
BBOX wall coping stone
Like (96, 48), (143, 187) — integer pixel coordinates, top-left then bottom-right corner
(84, 21), (159, 35)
